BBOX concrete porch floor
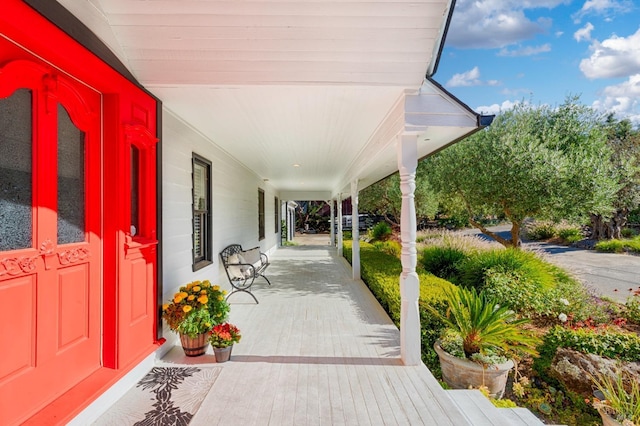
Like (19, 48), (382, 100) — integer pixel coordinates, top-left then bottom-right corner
(157, 238), (544, 425)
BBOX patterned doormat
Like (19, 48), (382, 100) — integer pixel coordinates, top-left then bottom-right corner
(93, 366), (221, 425)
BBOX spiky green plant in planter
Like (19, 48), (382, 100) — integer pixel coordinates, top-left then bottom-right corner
(427, 286), (540, 398)
(429, 286), (539, 359)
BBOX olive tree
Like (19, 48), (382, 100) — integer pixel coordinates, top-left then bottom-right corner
(426, 98), (619, 248)
(359, 161), (438, 227)
(590, 116), (640, 239)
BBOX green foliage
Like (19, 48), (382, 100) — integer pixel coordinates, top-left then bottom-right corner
(482, 266), (606, 322)
(621, 227), (639, 238)
(419, 245), (466, 282)
(425, 98), (619, 248)
(491, 398), (518, 408)
(162, 280), (230, 337)
(426, 286), (540, 358)
(525, 222), (557, 240)
(419, 235), (607, 322)
(625, 295), (640, 324)
(525, 221), (584, 244)
(512, 377), (600, 426)
(369, 221), (392, 241)
(438, 328), (465, 358)
(538, 326), (640, 365)
(371, 240), (401, 258)
(595, 236), (640, 253)
(359, 161), (438, 227)
(457, 248), (556, 291)
(557, 227), (583, 244)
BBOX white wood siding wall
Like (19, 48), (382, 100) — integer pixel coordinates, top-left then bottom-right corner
(161, 110), (279, 345)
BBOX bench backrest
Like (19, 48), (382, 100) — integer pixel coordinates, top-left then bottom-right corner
(220, 244), (243, 266)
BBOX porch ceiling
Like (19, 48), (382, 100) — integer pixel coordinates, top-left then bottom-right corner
(58, 0), (481, 198)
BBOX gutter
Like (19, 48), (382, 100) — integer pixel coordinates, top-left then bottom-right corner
(426, 0), (458, 77)
(424, 0), (494, 128)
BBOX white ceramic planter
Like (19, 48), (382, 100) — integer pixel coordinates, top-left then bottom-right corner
(434, 341), (514, 399)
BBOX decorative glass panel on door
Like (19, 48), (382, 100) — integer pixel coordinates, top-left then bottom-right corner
(57, 103), (86, 244)
(0, 89), (32, 251)
(130, 145), (140, 236)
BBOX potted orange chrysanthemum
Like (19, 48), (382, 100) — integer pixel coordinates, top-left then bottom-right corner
(162, 280), (230, 356)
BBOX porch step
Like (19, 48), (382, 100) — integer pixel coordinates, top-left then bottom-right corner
(448, 389), (546, 426)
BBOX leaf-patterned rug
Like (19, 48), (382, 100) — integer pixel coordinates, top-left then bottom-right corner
(93, 366), (221, 425)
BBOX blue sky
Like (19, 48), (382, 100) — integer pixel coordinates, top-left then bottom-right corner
(437, 0), (640, 126)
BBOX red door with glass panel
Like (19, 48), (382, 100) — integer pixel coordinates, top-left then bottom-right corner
(0, 54), (102, 423)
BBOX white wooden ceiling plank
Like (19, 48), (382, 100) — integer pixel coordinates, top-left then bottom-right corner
(138, 69), (424, 86)
(99, 1), (447, 18)
(112, 36), (432, 53)
(127, 59), (428, 74)
(106, 13), (444, 28)
(126, 50), (426, 68)
(111, 25), (437, 41)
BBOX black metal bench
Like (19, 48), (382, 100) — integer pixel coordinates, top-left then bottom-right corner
(220, 244), (271, 303)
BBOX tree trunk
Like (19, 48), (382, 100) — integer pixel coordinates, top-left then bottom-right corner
(590, 209), (629, 240)
(468, 217), (517, 248)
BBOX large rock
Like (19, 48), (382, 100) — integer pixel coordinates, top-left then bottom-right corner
(549, 348), (640, 395)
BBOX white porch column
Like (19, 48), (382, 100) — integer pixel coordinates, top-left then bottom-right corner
(398, 133), (420, 365)
(329, 199), (335, 247)
(351, 180), (361, 281)
(337, 194), (343, 256)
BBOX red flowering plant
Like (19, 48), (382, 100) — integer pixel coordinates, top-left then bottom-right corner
(162, 280), (230, 337)
(209, 322), (242, 348)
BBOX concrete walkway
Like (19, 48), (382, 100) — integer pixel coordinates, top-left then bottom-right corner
(462, 225), (640, 304)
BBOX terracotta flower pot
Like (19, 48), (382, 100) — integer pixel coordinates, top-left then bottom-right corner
(434, 341), (514, 399)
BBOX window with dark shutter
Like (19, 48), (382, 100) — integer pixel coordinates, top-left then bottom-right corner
(193, 154), (212, 270)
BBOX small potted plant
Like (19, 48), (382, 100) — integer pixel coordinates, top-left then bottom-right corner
(427, 286), (539, 398)
(162, 280), (230, 356)
(209, 322), (242, 362)
(590, 370), (640, 426)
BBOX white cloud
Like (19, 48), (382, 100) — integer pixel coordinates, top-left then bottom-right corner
(579, 27), (640, 79)
(445, 67), (500, 87)
(446, 0), (565, 49)
(498, 44), (552, 57)
(574, 22), (594, 42)
(592, 74), (640, 125)
(572, 0), (634, 23)
(474, 99), (523, 115)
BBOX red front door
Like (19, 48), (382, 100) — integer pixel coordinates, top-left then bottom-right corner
(0, 47), (102, 424)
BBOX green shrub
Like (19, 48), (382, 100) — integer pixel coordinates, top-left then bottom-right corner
(595, 236), (640, 254)
(458, 248), (557, 291)
(558, 227), (583, 244)
(481, 264), (608, 323)
(525, 222), (557, 240)
(621, 228), (638, 238)
(625, 295), (640, 324)
(419, 245), (466, 282)
(372, 240), (401, 258)
(538, 326), (640, 363)
(369, 221), (392, 241)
